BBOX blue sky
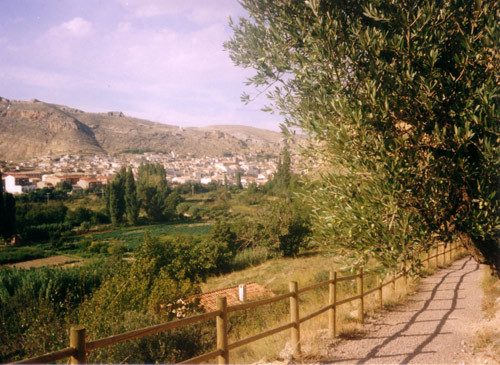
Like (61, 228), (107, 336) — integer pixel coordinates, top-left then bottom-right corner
(0, 0), (282, 131)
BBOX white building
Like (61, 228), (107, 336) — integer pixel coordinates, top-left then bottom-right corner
(4, 174), (36, 194)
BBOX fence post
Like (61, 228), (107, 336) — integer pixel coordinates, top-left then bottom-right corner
(70, 326), (86, 364)
(328, 271), (337, 338)
(391, 271), (396, 293)
(289, 281), (301, 357)
(357, 269), (364, 324)
(216, 297), (229, 365)
(377, 274), (383, 309)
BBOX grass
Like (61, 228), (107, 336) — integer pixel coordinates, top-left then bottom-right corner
(472, 266), (500, 360)
(200, 243), (470, 363)
(481, 266), (500, 319)
(86, 221), (213, 249)
(201, 249), (422, 363)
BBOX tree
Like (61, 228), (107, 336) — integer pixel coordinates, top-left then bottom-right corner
(125, 167), (140, 225)
(235, 171), (243, 189)
(226, 1), (500, 272)
(2, 192), (16, 239)
(109, 168), (126, 224)
(275, 146), (291, 190)
(163, 191), (183, 220)
(137, 163), (171, 221)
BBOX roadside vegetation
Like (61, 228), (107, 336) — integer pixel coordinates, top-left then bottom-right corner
(473, 268), (500, 360)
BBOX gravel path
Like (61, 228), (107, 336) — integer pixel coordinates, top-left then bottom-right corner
(322, 256), (483, 364)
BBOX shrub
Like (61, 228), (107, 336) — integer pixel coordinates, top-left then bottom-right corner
(88, 241), (107, 254)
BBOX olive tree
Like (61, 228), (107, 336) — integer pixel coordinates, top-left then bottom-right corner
(225, 0), (500, 272)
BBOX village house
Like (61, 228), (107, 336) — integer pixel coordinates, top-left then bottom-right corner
(76, 177), (103, 190)
(4, 174), (36, 194)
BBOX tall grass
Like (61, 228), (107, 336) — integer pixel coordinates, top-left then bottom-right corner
(472, 266), (500, 360)
(232, 247), (270, 270)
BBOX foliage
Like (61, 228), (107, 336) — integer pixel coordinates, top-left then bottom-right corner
(226, 0), (500, 271)
(233, 198), (311, 257)
(235, 170), (243, 189)
(173, 181), (219, 195)
(17, 202), (68, 228)
(163, 191), (183, 220)
(125, 167), (140, 225)
(274, 146), (291, 190)
(0, 246), (46, 265)
(137, 163), (180, 221)
(1, 192), (16, 239)
(203, 221), (238, 274)
(232, 246), (270, 270)
(65, 206), (92, 227)
(14, 188), (65, 204)
(15, 202), (108, 243)
(107, 167), (126, 224)
(136, 233), (214, 282)
(22, 222), (72, 242)
(0, 263), (108, 362)
(80, 234), (211, 363)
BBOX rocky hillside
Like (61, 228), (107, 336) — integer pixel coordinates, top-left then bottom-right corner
(0, 97), (287, 161)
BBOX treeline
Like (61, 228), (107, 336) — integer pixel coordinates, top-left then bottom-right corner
(15, 203), (109, 243)
(0, 163), (195, 244)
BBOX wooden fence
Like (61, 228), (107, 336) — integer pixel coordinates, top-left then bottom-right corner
(14, 242), (465, 364)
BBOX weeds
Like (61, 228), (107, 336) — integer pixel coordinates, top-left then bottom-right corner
(473, 266), (500, 360)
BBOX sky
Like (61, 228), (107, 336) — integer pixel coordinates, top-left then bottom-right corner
(0, 0), (282, 131)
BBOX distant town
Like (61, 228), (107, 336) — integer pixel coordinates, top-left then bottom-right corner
(0, 151), (308, 195)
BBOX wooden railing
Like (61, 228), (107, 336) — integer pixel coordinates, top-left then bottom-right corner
(13, 242), (465, 364)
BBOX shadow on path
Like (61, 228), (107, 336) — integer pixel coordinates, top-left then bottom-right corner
(327, 257), (479, 364)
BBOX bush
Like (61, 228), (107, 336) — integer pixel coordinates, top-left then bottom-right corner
(88, 241), (107, 254)
(79, 221), (91, 234)
(108, 242), (127, 257)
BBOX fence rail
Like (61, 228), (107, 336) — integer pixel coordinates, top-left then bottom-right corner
(12, 242), (464, 364)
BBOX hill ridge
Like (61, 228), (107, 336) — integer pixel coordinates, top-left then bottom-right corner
(0, 97), (286, 161)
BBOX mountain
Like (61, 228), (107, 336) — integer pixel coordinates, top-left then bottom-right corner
(0, 97), (288, 161)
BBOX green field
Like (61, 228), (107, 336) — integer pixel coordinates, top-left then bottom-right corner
(86, 221), (213, 249)
(0, 221), (214, 265)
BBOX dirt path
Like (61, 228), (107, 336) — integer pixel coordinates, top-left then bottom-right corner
(322, 256), (483, 364)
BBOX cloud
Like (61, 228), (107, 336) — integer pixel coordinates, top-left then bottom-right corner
(117, 0), (241, 23)
(48, 17), (93, 38)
